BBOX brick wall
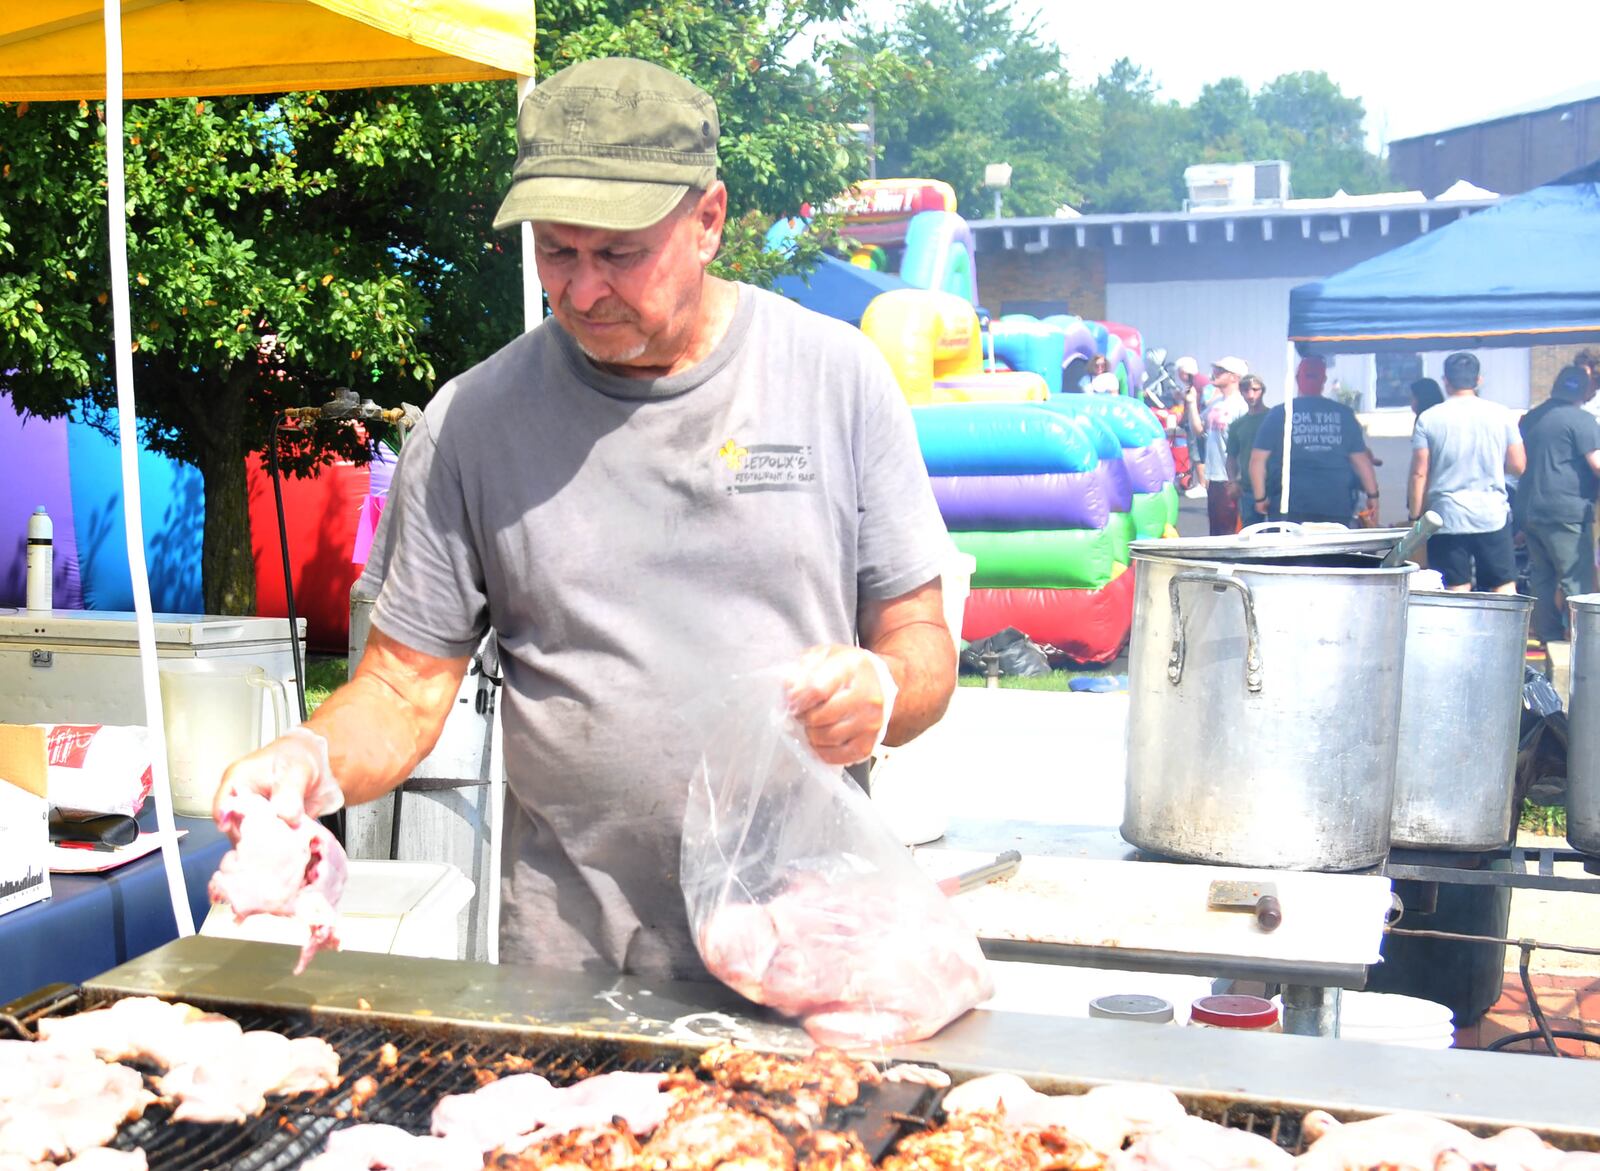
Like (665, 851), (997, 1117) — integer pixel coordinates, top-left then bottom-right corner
(1529, 344), (1597, 407)
(976, 246), (1105, 320)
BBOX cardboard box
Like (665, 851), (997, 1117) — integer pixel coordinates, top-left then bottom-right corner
(0, 725), (51, 914)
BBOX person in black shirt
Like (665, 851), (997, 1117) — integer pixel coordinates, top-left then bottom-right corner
(1516, 366), (1600, 642)
(1249, 356), (1379, 525)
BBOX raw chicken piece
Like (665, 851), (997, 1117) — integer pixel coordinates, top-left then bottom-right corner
(0, 1054), (153, 1163)
(154, 1029), (341, 1123)
(697, 872), (992, 1049)
(212, 791), (349, 975)
(1079, 1086), (1188, 1143)
(35, 998), (241, 1069)
(304, 1124), (484, 1171)
(1296, 1111), (1528, 1171)
(1113, 1116), (1291, 1171)
(57, 1149), (149, 1171)
(941, 1075), (1186, 1158)
(435, 1073), (675, 1154)
(491, 1121), (641, 1170)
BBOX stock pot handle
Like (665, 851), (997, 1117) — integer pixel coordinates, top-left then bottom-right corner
(1167, 570), (1264, 693)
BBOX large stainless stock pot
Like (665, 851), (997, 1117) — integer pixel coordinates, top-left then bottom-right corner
(1123, 536), (1411, 870)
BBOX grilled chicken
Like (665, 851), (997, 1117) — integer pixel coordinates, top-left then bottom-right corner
(793, 1132), (872, 1171)
(700, 1045), (878, 1110)
(941, 1074), (1185, 1160)
(55, 1149), (150, 1171)
(639, 1087), (796, 1170)
(491, 1121), (641, 1170)
(880, 1110), (1033, 1171)
(211, 792), (349, 975)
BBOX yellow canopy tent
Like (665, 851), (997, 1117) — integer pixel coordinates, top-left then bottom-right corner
(0, 0), (535, 99)
(0, 0), (535, 945)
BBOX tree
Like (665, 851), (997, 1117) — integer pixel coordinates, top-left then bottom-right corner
(857, 0), (1098, 217)
(0, 0), (876, 614)
(1080, 58), (1192, 212)
(1253, 71), (1386, 197)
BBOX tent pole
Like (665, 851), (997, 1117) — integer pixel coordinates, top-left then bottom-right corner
(517, 73), (543, 333)
(102, 0), (193, 937)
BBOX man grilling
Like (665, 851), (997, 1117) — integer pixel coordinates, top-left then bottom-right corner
(210, 58), (957, 980)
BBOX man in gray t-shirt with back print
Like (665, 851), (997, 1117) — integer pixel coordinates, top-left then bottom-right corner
(1408, 352), (1527, 592)
(209, 58), (958, 981)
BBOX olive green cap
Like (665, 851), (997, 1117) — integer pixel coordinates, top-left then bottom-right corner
(493, 57), (720, 232)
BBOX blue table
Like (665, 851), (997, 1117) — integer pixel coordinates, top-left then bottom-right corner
(0, 816), (229, 1007)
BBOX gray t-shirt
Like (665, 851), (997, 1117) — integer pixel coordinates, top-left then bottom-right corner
(1411, 394), (1521, 533)
(357, 284), (949, 979)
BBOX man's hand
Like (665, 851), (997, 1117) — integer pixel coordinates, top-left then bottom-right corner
(1225, 480), (1240, 501)
(785, 645), (896, 767)
(212, 726), (344, 836)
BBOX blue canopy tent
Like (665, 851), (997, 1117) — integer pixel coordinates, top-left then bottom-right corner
(1289, 159), (1600, 353)
(774, 254), (909, 326)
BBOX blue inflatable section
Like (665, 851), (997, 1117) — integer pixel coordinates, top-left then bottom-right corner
(990, 319), (1065, 395)
(913, 404), (1097, 477)
(1043, 395), (1162, 446)
(66, 410), (204, 612)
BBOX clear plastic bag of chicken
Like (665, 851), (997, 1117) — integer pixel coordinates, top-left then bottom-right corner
(681, 669), (992, 1050)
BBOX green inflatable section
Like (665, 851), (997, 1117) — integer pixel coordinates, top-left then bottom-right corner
(1130, 489), (1175, 540)
(952, 527), (1117, 590)
(1162, 482), (1179, 529)
(1107, 511), (1135, 565)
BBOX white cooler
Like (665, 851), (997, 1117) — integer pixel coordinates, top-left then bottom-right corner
(0, 609), (305, 726)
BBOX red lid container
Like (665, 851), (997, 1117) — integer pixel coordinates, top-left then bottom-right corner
(1190, 994), (1279, 1029)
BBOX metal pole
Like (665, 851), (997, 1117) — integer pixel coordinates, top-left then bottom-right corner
(993, 189), (1002, 220)
(1281, 983), (1341, 1037)
(516, 73), (543, 333)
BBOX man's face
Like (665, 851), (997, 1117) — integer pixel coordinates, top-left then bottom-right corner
(1241, 379), (1265, 408)
(533, 184), (728, 370)
(1212, 366), (1238, 391)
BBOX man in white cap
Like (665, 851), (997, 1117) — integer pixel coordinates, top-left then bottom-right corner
(210, 57), (957, 981)
(1196, 356), (1250, 534)
(1174, 356), (1210, 498)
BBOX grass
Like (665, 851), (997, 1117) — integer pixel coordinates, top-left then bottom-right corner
(303, 655), (348, 711)
(1520, 799), (1567, 838)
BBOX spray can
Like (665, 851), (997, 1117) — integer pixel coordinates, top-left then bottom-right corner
(25, 506), (52, 611)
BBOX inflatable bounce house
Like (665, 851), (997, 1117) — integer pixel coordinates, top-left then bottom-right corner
(765, 180), (1178, 662)
(1, 391), (393, 652)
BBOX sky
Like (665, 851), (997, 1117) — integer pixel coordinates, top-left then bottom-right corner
(833, 0), (1599, 152)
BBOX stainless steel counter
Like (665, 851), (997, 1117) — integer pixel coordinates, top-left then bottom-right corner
(89, 936), (1600, 1146)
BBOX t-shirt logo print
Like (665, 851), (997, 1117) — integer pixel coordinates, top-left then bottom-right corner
(716, 437), (819, 494)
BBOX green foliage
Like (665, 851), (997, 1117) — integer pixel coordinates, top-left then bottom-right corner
(853, 0), (1097, 217)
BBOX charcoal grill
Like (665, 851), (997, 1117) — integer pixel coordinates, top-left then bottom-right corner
(1, 981), (940, 1171)
(8, 934), (1600, 1169)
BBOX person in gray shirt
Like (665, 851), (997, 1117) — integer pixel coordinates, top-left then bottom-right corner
(209, 58), (957, 980)
(1408, 353), (1527, 592)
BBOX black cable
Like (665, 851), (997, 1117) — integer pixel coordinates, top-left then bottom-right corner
(268, 416), (345, 845)
(1518, 942), (1563, 1058)
(1484, 1028), (1600, 1054)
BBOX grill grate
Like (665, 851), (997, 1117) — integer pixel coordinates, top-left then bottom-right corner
(3, 992), (943, 1170)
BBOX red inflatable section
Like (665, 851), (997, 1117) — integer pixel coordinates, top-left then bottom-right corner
(247, 454), (369, 654)
(962, 565), (1136, 664)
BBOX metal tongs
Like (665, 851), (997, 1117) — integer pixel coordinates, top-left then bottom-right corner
(1380, 510), (1443, 568)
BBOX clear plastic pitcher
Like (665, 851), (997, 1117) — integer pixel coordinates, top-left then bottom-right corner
(158, 661), (290, 817)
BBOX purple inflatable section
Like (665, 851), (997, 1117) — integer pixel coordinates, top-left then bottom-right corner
(1122, 444), (1170, 495)
(0, 399), (84, 608)
(1151, 436), (1177, 481)
(931, 468), (1112, 532)
(1103, 454), (1134, 513)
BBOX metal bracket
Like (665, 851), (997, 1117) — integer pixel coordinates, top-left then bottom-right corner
(30, 649), (52, 668)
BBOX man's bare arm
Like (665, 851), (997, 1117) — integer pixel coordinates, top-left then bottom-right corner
(1408, 447), (1431, 520)
(859, 577), (957, 747)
